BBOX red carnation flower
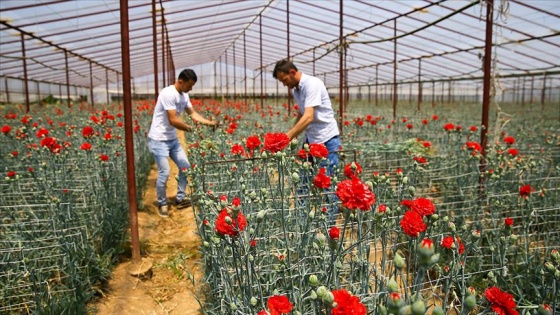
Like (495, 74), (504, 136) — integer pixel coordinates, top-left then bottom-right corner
(99, 154), (109, 162)
(504, 217), (514, 226)
(410, 197), (436, 217)
(470, 125), (478, 132)
(484, 287), (518, 315)
(309, 143), (328, 159)
(313, 168), (331, 189)
(503, 136), (515, 145)
(267, 295), (293, 315)
(297, 149), (308, 159)
(519, 185), (534, 197)
(335, 177), (376, 211)
(246, 135), (261, 151)
(36, 128), (49, 138)
(215, 208), (247, 237)
(465, 141), (482, 152)
(331, 288), (367, 315)
(444, 123), (454, 131)
(329, 226), (340, 239)
(400, 210), (427, 238)
(82, 126), (95, 138)
(7, 171), (16, 178)
(81, 143), (92, 151)
(264, 132), (290, 153)
(507, 148), (518, 156)
(441, 236), (465, 254)
(231, 143), (245, 156)
(343, 162), (362, 179)
(1, 125), (12, 134)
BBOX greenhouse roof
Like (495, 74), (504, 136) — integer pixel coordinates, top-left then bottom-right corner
(1, 0), (559, 89)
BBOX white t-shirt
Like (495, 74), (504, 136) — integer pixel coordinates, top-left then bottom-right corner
(293, 73), (339, 144)
(148, 85), (193, 141)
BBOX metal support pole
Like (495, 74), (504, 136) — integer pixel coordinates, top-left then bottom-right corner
(432, 81), (435, 107)
(541, 72), (547, 108)
(65, 50), (71, 107)
(259, 15), (263, 110)
(225, 50), (229, 99)
(233, 43), (236, 100)
(244, 32), (248, 106)
(418, 58), (422, 111)
(521, 77), (526, 106)
(106, 68), (110, 104)
(120, 0), (141, 264)
(5, 77), (10, 104)
(161, 11), (166, 87)
(214, 61), (217, 99)
(89, 61), (94, 107)
(339, 0), (344, 134)
(21, 33), (30, 112)
(530, 76), (534, 104)
(479, 0), (494, 195)
(152, 0), (159, 100)
(392, 19), (397, 120)
(375, 65), (378, 107)
(287, 0), (292, 113)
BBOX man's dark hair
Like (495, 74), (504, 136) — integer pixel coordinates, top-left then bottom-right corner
(178, 69), (197, 82)
(273, 59), (298, 79)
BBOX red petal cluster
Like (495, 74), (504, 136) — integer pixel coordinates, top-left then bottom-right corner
(331, 289), (367, 315)
(264, 132), (290, 153)
(313, 168), (331, 189)
(335, 177), (375, 211)
(267, 295), (293, 315)
(309, 143), (328, 158)
(215, 209), (247, 237)
(484, 287), (519, 315)
(246, 135), (261, 151)
(343, 162), (363, 179)
(400, 210), (427, 237)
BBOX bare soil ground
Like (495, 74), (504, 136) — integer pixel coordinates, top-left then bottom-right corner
(89, 134), (203, 315)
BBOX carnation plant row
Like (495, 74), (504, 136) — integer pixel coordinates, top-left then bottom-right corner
(1, 102), (154, 314)
(186, 100), (559, 315)
(1, 99), (559, 314)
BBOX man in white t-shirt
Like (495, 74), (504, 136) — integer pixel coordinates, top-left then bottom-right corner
(273, 59), (341, 225)
(148, 69), (217, 217)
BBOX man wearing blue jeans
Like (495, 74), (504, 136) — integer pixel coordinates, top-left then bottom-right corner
(148, 69), (217, 217)
(273, 59), (341, 225)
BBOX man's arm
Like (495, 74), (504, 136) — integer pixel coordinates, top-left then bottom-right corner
(166, 109), (193, 132)
(185, 107), (218, 126)
(286, 106), (314, 140)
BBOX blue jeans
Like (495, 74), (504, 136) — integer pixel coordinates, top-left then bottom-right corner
(298, 135), (340, 225)
(148, 138), (190, 206)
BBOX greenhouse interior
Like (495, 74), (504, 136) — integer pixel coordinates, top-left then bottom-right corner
(1, 0), (559, 314)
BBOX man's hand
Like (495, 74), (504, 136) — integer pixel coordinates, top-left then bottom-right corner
(211, 121), (221, 132)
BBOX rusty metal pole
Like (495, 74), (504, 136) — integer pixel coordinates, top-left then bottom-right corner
(375, 65), (378, 107)
(287, 0), (292, 114)
(21, 33), (30, 113)
(89, 61), (94, 107)
(418, 58), (422, 112)
(120, 0), (141, 265)
(530, 76), (534, 103)
(432, 81), (435, 107)
(65, 50), (71, 107)
(521, 77), (526, 106)
(541, 72), (547, 109)
(479, 0), (494, 196)
(161, 10), (166, 87)
(5, 77), (10, 104)
(152, 0), (159, 100)
(244, 32), (248, 107)
(225, 50), (229, 99)
(339, 0), (344, 135)
(233, 43), (236, 101)
(106, 69), (110, 104)
(393, 19), (398, 120)
(259, 14), (263, 110)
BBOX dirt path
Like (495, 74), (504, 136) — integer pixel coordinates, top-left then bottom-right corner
(89, 133), (203, 315)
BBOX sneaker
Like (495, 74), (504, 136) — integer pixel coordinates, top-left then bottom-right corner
(176, 198), (192, 209)
(158, 204), (169, 217)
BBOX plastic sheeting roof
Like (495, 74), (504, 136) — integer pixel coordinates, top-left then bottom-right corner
(1, 0), (559, 89)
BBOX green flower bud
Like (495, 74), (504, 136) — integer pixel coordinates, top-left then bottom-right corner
(408, 186), (416, 196)
(430, 253), (440, 265)
(510, 234), (518, 242)
(310, 290), (318, 300)
(292, 172), (300, 182)
(203, 241), (210, 247)
(378, 305), (387, 315)
(448, 222), (456, 231)
(309, 274), (319, 286)
(321, 291), (334, 304)
(551, 249), (560, 261)
(394, 253), (406, 269)
(250, 297), (257, 306)
(398, 305), (412, 315)
(316, 286), (327, 298)
(411, 299), (425, 315)
(537, 304), (553, 315)
(463, 295), (476, 311)
(230, 302), (237, 311)
(387, 279), (398, 292)
(544, 262), (556, 272)
(432, 306), (444, 315)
